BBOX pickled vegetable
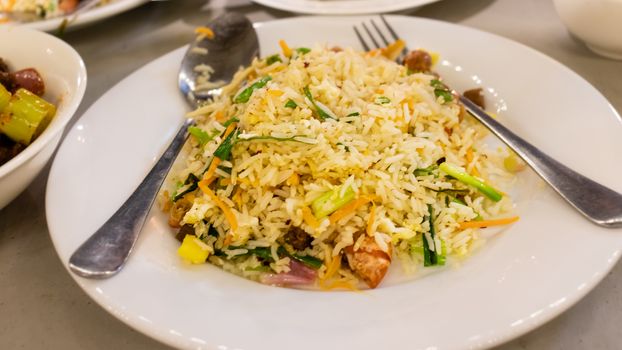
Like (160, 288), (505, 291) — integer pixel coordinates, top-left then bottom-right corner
(0, 88), (56, 145)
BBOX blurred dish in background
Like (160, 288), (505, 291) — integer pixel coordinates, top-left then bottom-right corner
(553, 0), (622, 60)
(1, 0), (109, 21)
(251, 0), (441, 15)
(0, 0), (149, 32)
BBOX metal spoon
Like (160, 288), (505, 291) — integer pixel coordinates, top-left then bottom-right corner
(68, 12), (259, 279)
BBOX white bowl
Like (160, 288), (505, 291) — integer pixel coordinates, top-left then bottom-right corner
(0, 27), (87, 209)
(553, 0), (622, 60)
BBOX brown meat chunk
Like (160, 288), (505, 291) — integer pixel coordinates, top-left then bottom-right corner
(176, 224), (195, 242)
(0, 58), (9, 73)
(285, 226), (313, 250)
(403, 50), (432, 73)
(59, 0), (78, 12)
(0, 134), (25, 166)
(463, 88), (486, 109)
(168, 197), (192, 228)
(11, 69), (45, 96)
(345, 235), (391, 288)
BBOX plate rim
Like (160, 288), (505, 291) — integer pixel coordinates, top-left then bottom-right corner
(251, 0), (441, 15)
(45, 14), (622, 350)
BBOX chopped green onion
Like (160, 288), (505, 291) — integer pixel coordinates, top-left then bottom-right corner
(284, 99), (298, 109)
(213, 128), (238, 161)
(430, 79), (444, 89)
(231, 246), (273, 261)
(238, 135), (315, 144)
(245, 265), (273, 272)
(436, 239), (446, 265)
(423, 204), (438, 266)
(431, 188), (470, 196)
(311, 185), (356, 219)
(303, 86), (337, 121)
(430, 79), (453, 103)
(173, 173), (200, 201)
(234, 76), (272, 103)
(336, 142), (350, 152)
(434, 89), (453, 103)
(375, 96), (391, 104)
(414, 164), (438, 177)
(188, 126), (214, 146)
(265, 54), (282, 65)
(292, 254), (323, 269)
(296, 47), (311, 54)
(439, 162), (503, 202)
(346, 112), (360, 117)
(222, 116), (239, 128)
(276, 246), (323, 269)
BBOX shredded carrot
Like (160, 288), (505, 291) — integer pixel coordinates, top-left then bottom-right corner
(286, 173), (299, 186)
(466, 148), (480, 177)
(232, 190), (243, 208)
(198, 181), (238, 231)
(223, 122), (237, 138)
(366, 202), (376, 236)
(320, 279), (359, 291)
(223, 235), (232, 246)
(302, 206), (320, 229)
(381, 39), (406, 61)
(268, 89), (284, 97)
(466, 148), (474, 163)
(459, 216), (519, 229)
(471, 167), (480, 177)
(237, 178), (251, 186)
(321, 254), (342, 281)
(219, 178), (231, 186)
(375, 88), (384, 94)
(329, 196), (373, 224)
(279, 39), (292, 58)
(202, 157), (221, 184)
(213, 110), (225, 122)
(194, 26), (215, 39)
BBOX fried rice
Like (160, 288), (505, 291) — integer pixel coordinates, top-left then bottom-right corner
(162, 42), (517, 290)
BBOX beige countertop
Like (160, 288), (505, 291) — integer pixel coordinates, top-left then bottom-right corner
(1, 0), (621, 348)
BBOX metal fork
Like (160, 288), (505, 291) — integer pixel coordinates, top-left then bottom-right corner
(354, 16), (622, 228)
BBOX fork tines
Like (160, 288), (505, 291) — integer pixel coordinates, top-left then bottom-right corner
(354, 15), (410, 62)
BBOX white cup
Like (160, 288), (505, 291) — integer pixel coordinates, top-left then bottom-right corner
(553, 0), (622, 60)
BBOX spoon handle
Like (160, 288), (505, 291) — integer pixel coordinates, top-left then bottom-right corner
(69, 119), (194, 278)
(460, 96), (622, 228)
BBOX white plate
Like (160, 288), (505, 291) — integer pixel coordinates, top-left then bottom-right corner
(46, 16), (622, 350)
(1, 0), (149, 32)
(252, 0), (440, 15)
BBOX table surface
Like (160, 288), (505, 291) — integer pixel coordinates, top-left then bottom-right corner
(1, 0), (621, 349)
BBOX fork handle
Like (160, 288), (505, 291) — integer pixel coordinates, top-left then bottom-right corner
(68, 119), (194, 278)
(460, 96), (622, 228)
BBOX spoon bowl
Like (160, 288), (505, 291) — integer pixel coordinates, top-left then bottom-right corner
(179, 12), (259, 107)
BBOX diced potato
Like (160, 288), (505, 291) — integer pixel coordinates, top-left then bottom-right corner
(178, 234), (210, 264)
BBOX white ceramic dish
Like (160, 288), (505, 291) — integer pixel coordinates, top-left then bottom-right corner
(46, 16), (622, 350)
(553, 0), (622, 60)
(0, 0), (149, 32)
(252, 0), (441, 15)
(0, 26), (86, 209)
